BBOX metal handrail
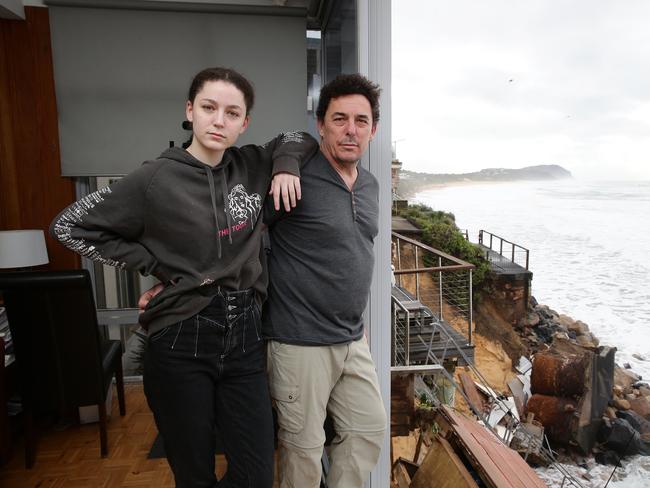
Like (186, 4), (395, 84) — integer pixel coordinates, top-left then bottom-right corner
(392, 231), (475, 269)
(392, 232), (474, 346)
(393, 264), (473, 274)
(478, 229), (530, 270)
(392, 297), (410, 366)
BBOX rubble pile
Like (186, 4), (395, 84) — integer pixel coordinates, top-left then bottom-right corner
(516, 297), (601, 352)
(595, 366), (650, 464)
(389, 296), (649, 486)
(513, 297), (650, 467)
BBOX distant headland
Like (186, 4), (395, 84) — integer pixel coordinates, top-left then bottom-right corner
(397, 164), (573, 197)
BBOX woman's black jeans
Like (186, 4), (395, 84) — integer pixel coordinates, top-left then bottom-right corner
(143, 289), (273, 488)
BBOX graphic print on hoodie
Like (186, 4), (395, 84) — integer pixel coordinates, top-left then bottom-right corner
(50, 132), (318, 335)
(222, 184), (262, 237)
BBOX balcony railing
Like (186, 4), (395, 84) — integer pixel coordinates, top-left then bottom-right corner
(478, 229), (530, 271)
(392, 232), (474, 350)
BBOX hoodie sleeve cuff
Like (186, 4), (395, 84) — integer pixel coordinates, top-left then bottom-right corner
(152, 263), (172, 284)
(271, 157), (300, 177)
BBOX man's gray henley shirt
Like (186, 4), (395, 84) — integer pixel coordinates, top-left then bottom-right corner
(263, 150), (379, 345)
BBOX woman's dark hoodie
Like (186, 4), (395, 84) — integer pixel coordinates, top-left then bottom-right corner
(50, 132), (318, 335)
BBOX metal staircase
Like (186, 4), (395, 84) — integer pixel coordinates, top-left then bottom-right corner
(391, 285), (474, 372)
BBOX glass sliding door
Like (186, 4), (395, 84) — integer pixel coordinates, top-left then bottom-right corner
(322, 0), (358, 82)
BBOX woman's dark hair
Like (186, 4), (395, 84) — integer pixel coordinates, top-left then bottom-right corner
(316, 73), (381, 124)
(188, 67), (255, 115)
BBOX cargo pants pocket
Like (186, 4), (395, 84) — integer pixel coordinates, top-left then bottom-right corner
(270, 383), (303, 434)
(268, 342), (304, 435)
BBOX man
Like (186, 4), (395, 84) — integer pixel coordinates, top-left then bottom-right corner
(263, 73), (386, 488)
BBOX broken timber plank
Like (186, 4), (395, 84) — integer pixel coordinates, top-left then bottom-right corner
(391, 374), (415, 436)
(392, 461), (412, 488)
(410, 436), (479, 488)
(459, 372), (485, 415)
(439, 406), (547, 488)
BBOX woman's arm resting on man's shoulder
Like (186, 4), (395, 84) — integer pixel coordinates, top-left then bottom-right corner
(269, 172), (301, 212)
(238, 131), (318, 212)
(266, 131), (316, 211)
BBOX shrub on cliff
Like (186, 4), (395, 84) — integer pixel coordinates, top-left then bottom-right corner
(397, 204), (490, 299)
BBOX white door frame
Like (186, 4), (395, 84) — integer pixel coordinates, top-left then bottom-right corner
(358, 0), (392, 486)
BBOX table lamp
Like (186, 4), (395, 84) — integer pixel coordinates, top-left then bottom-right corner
(0, 230), (49, 269)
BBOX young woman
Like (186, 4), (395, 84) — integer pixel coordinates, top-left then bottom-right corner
(51, 67), (317, 488)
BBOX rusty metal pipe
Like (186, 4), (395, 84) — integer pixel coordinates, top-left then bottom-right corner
(527, 394), (579, 445)
(531, 352), (589, 397)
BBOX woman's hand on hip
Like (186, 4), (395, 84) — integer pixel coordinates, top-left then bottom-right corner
(138, 283), (165, 313)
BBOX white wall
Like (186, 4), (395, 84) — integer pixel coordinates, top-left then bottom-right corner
(49, 5), (307, 176)
(359, 0), (392, 487)
(13, 1), (310, 13)
(28, 0), (308, 8)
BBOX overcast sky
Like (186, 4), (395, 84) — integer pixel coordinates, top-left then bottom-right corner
(391, 0), (650, 180)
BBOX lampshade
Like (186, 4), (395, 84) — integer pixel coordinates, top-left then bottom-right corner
(0, 230), (49, 269)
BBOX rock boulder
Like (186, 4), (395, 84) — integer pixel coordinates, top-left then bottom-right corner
(597, 418), (650, 456)
(629, 397), (650, 420)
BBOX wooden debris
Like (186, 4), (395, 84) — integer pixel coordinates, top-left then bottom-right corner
(391, 374), (415, 436)
(510, 416), (547, 466)
(392, 460), (412, 488)
(459, 372), (485, 415)
(436, 406), (547, 488)
(410, 436), (479, 488)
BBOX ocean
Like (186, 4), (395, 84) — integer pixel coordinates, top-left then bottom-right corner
(414, 179), (650, 487)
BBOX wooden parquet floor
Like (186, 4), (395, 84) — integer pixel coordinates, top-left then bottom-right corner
(0, 383), (276, 488)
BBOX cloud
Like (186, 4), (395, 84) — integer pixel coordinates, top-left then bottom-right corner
(392, 0), (650, 180)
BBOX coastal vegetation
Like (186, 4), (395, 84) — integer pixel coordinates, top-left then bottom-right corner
(396, 203), (491, 299)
